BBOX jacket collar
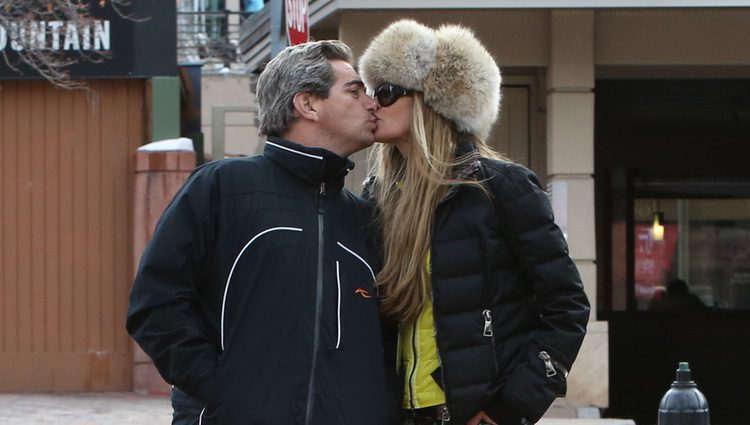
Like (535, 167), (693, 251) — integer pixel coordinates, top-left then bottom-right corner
(264, 136), (354, 193)
(455, 136), (477, 158)
(441, 137), (482, 202)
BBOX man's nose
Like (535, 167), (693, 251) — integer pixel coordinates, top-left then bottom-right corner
(365, 94), (378, 111)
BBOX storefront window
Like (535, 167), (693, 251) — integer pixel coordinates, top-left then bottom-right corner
(634, 197), (750, 310)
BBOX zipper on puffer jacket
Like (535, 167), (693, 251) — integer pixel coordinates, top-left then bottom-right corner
(482, 309), (499, 374)
(430, 290), (450, 422)
(538, 351), (569, 378)
(407, 320), (418, 412)
(305, 182), (326, 425)
(477, 231), (499, 377)
(395, 322), (402, 374)
(433, 328), (450, 423)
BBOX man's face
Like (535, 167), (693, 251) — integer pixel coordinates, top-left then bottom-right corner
(312, 60), (378, 157)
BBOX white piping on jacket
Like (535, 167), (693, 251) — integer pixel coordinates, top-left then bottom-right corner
(335, 261), (342, 349)
(336, 241), (376, 281)
(266, 141), (324, 160)
(221, 227), (303, 350)
(198, 408), (205, 425)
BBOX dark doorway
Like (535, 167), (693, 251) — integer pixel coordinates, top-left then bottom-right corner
(595, 80), (750, 425)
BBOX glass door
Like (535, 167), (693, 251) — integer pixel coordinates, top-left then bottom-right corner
(632, 180), (750, 311)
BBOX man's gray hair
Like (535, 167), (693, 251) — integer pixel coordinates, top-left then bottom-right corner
(256, 40), (353, 136)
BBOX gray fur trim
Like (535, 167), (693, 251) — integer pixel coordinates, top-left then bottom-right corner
(359, 19), (502, 140)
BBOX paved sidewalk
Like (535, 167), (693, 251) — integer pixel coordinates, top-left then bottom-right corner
(540, 420), (634, 425)
(0, 393), (172, 425)
(0, 392), (635, 425)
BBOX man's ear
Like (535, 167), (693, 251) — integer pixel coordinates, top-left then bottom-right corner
(292, 92), (319, 121)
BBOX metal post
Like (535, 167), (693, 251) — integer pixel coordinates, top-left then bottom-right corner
(211, 106), (226, 161)
(270, 0), (286, 57)
(677, 199), (690, 284)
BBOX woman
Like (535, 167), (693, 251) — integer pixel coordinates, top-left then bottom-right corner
(359, 20), (590, 425)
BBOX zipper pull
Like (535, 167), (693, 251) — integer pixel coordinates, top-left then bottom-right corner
(438, 404), (451, 423)
(539, 351), (557, 377)
(317, 183), (326, 213)
(482, 309), (493, 337)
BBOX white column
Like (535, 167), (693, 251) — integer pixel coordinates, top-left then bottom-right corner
(547, 10), (608, 409)
(548, 10), (597, 313)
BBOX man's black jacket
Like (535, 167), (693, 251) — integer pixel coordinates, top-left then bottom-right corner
(126, 137), (397, 425)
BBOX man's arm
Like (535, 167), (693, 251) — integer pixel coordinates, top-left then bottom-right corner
(126, 165), (221, 404)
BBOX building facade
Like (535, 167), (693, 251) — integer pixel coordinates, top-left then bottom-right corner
(236, 2), (750, 423)
(0, 1), (177, 393)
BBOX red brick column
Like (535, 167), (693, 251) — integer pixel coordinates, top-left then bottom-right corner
(132, 149), (196, 394)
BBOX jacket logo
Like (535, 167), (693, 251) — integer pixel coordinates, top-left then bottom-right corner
(354, 288), (372, 299)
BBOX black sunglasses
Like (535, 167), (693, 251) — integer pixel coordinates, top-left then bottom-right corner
(374, 83), (414, 107)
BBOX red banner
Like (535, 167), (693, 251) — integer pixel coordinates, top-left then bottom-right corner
(285, 0), (309, 46)
(634, 224), (679, 300)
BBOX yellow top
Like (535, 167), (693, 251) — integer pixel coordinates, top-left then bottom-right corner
(400, 253), (446, 409)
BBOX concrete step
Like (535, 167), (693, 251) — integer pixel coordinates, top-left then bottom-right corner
(540, 420), (635, 425)
(541, 400), (635, 425)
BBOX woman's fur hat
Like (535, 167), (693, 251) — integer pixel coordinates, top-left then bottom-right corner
(359, 19), (502, 140)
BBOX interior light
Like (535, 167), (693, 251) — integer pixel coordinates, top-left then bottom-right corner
(652, 212), (665, 241)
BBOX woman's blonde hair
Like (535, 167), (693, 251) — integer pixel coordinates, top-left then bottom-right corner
(371, 93), (505, 323)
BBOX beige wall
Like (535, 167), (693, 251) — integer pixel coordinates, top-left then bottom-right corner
(340, 8), (750, 69)
(201, 74), (260, 158)
(595, 9), (750, 66)
(339, 9), (549, 67)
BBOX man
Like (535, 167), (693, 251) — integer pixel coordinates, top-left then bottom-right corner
(127, 40), (397, 425)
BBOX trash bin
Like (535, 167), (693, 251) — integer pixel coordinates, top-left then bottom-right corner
(657, 362), (710, 425)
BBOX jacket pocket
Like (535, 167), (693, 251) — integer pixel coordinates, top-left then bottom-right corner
(197, 353), (231, 424)
(499, 344), (568, 422)
(540, 350), (568, 398)
(538, 350), (569, 383)
(334, 241), (377, 350)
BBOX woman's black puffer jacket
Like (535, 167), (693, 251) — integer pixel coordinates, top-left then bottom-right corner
(428, 143), (590, 424)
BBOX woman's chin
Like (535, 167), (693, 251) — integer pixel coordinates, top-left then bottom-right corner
(374, 135), (397, 144)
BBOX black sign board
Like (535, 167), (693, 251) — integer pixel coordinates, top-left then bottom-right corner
(0, 0), (176, 79)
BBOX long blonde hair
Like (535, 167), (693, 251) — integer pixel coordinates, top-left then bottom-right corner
(371, 93), (505, 323)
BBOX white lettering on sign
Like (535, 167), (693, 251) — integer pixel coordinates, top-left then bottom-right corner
(286, 0), (307, 33)
(94, 20), (110, 50)
(82, 24), (91, 50)
(48, 21), (64, 50)
(10, 21), (25, 51)
(0, 20), (111, 52)
(30, 21), (46, 49)
(64, 22), (80, 50)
